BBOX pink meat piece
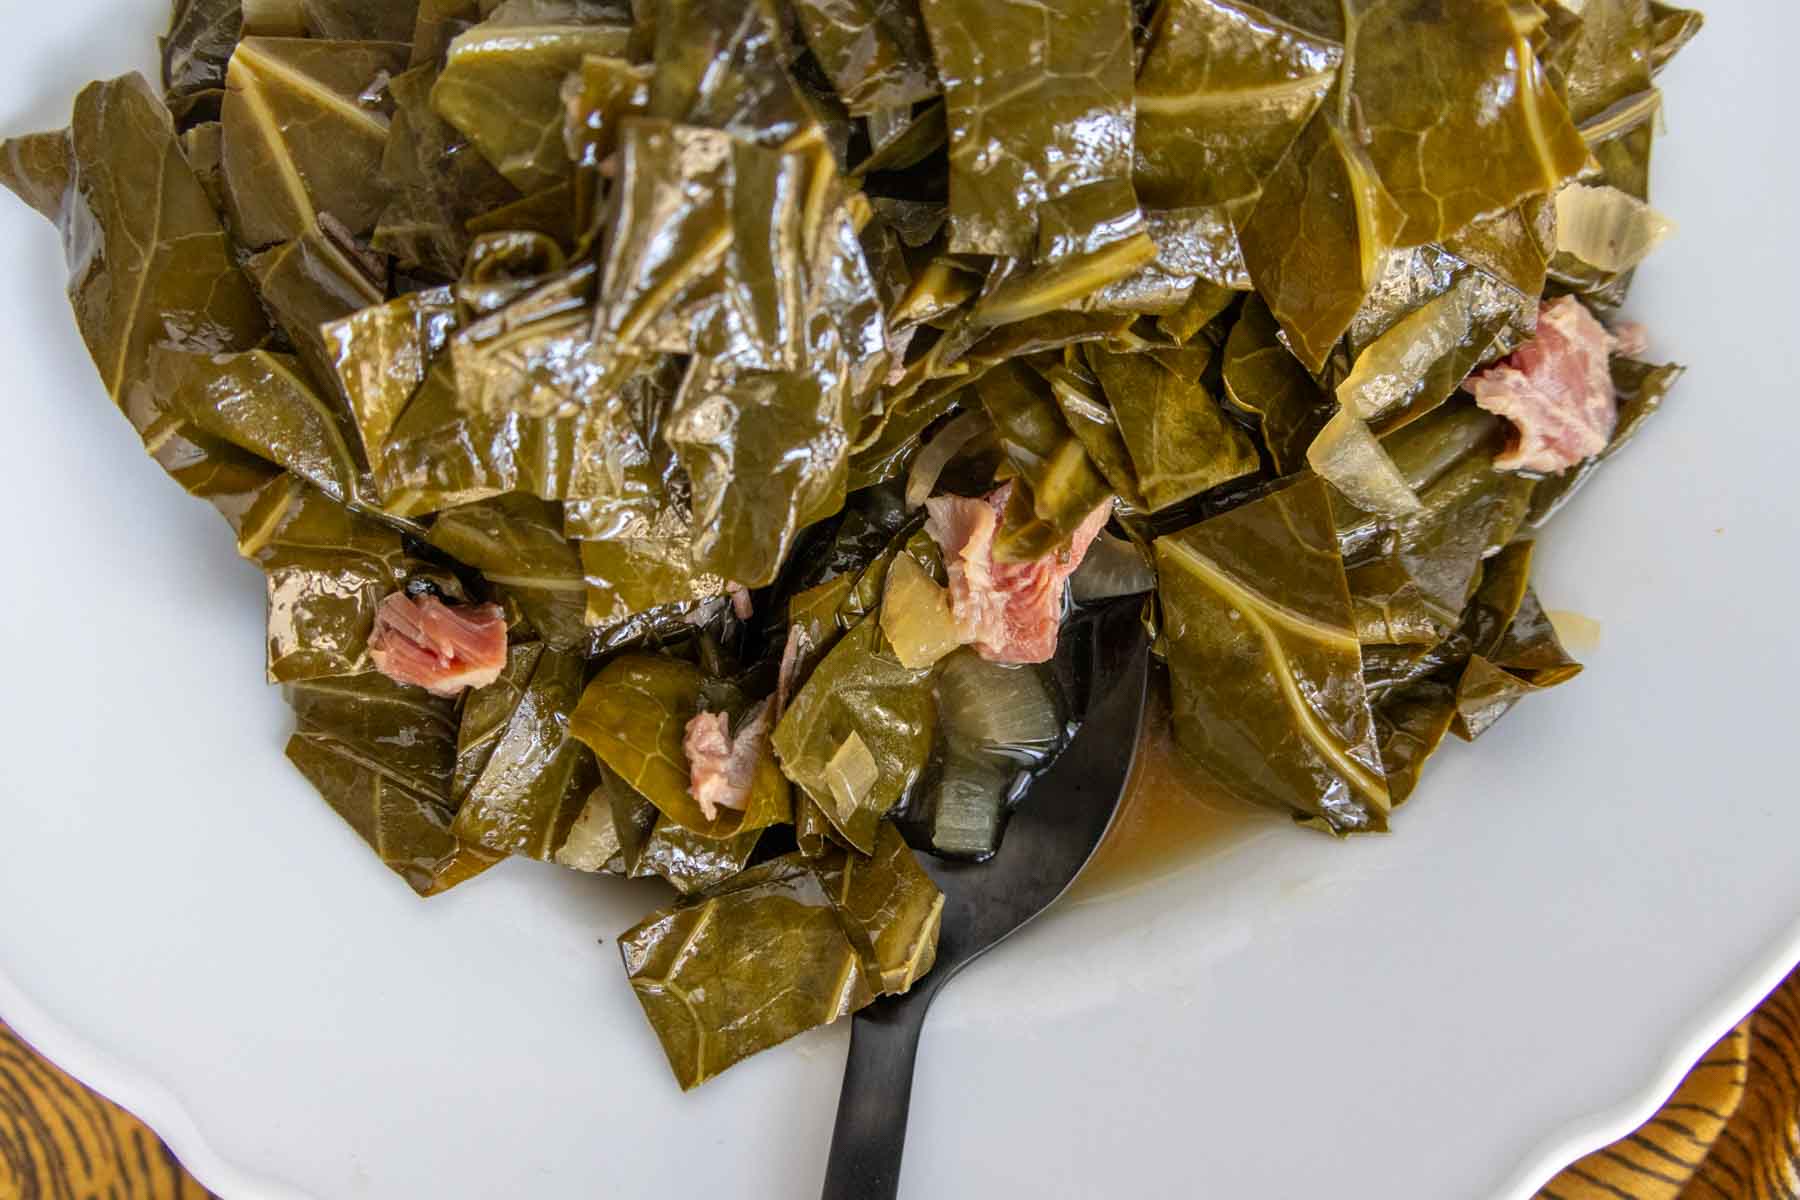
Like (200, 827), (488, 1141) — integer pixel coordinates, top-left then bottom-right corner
(727, 583), (754, 620)
(1612, 320), (1650, 358)
(367, 592), (508, 697)
(925, 483), (1114, 665)
(684, 699), (773, 820)
(1465, 296), (1620, 474)
(683, 623), (813, 819)
(776, 624), (811, 712)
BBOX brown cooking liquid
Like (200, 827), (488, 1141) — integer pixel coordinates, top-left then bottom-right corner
(1073, 673), (1276, 900)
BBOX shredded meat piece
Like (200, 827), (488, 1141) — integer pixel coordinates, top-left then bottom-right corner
(1612, 320), (1650, 358)
(924, 483), (1113, 664)
(727, 583), (754, 620)
(367, 592), (508, 697)
(685, 699), (774, 820)
(776, 624), (810, 712)
(684, 622), (812, 819)
(1465, 296), (1620, 474)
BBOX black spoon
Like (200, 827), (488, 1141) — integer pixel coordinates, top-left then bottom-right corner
(819, 597), (1152, 1200)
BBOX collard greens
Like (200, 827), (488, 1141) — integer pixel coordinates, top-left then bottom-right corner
(1, 0), (1698, 1091)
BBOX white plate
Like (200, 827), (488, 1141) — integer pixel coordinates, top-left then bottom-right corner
(2, 4), (1797, 1197)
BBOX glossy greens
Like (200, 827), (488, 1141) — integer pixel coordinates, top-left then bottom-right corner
(975, 361), (1116, 561)
(1157, 476), (1391, 833)
(772, 616), (936, 853)
(431, 0), (631, 193)
(792, 0), (937, 115)
(1221, 292), (1332, 476)
(426, 494), (594, 650)
(815, 822), (942, 995)
(451, 641), (597, 857)
(374, 64), (520, 280)
(286, 670), (501, 896)
(619, 855), (875, 1089)
(919, 0), (1143, 261)
(1087, 345), (1259, 511)
(221, 37), (409, 247)
(162, 0), (242, 112)
(1133, 0), (1339, 211)
(236, 478), (410, 682)
(8, 0), (1699, 1094)
(0, 74), (272, 523)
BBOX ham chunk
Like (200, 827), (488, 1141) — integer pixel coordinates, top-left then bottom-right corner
(368, 591), (508, 697)
(1465, 296), (1619, 474)
(683, 623), (813, 819)
(685, 699), (774, 820)
(1612, 320), (1650, 358)
(727, 583), (754, 620)
(924, 483), (1113, 665)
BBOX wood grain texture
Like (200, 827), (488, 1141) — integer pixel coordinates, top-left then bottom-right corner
(0, 1021), (211, 1200)
(2, 971), (1799, 1198)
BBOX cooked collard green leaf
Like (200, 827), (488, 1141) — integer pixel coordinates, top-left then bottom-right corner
(561, 53), (652, 235)
(814, 822), (942, 995)
(1220, 292), (1333, 476)
(619, 854), (874, 1089)
(791, 0), (937, 115)
(1087, 345), (1259, 511)
(154, 347), (371, 508)
(975, 360), (1117, 562)
(430, 0), (632, 193)
(427, 494), (594, 650)
(613, 766), (764, 893)
(918, 0), (1142, 261)
(597, 121), (806, 370)
(221, 37), (410, 247)
(322, 286), (457, 478)
(1337, 258), (1533, 436)
(1132, 0), (1340, 211)
(1339, 0), (1587, 249)
(162, 0), (243, 111)
(647, 0), (819, 147)
(372, 355), (635, 516)
(1448, 541), (1582, 741)
(1156, 475), (1391, 833)
(1084, 206), (1252, 314)
(1238, 109), (1404, 373)
(236, 477), (410, 681)
(247, 227), (388, 395)
(451, 641), (598, 858)
(374, 64), (521, 280)
(1040, 356), (1149, 511)
(1649, 2), (1704, 72)
(579, 526), (722, 623)
(772, 615), (936, 852)
(1337, 417), (1535, 647)
(288, 0), (425, 43)
(0, 73), (274, 525)
(286, 668), (501, 896)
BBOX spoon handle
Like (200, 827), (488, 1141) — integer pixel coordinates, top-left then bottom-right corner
(819, 989), (933, 1200)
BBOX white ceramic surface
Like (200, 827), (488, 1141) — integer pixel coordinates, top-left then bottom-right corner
(2, 5), (1796, 1198)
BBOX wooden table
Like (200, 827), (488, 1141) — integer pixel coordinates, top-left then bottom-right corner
(5, 968), (1797, 1198)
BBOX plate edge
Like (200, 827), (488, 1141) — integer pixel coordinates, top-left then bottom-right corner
(7, 916), (1800, 1199)
(0, 970), (316, 1200)
(1493, 914), (1800, 1199)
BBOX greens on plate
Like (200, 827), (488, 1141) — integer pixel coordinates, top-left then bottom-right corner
(2, 0), (1696, 1087)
